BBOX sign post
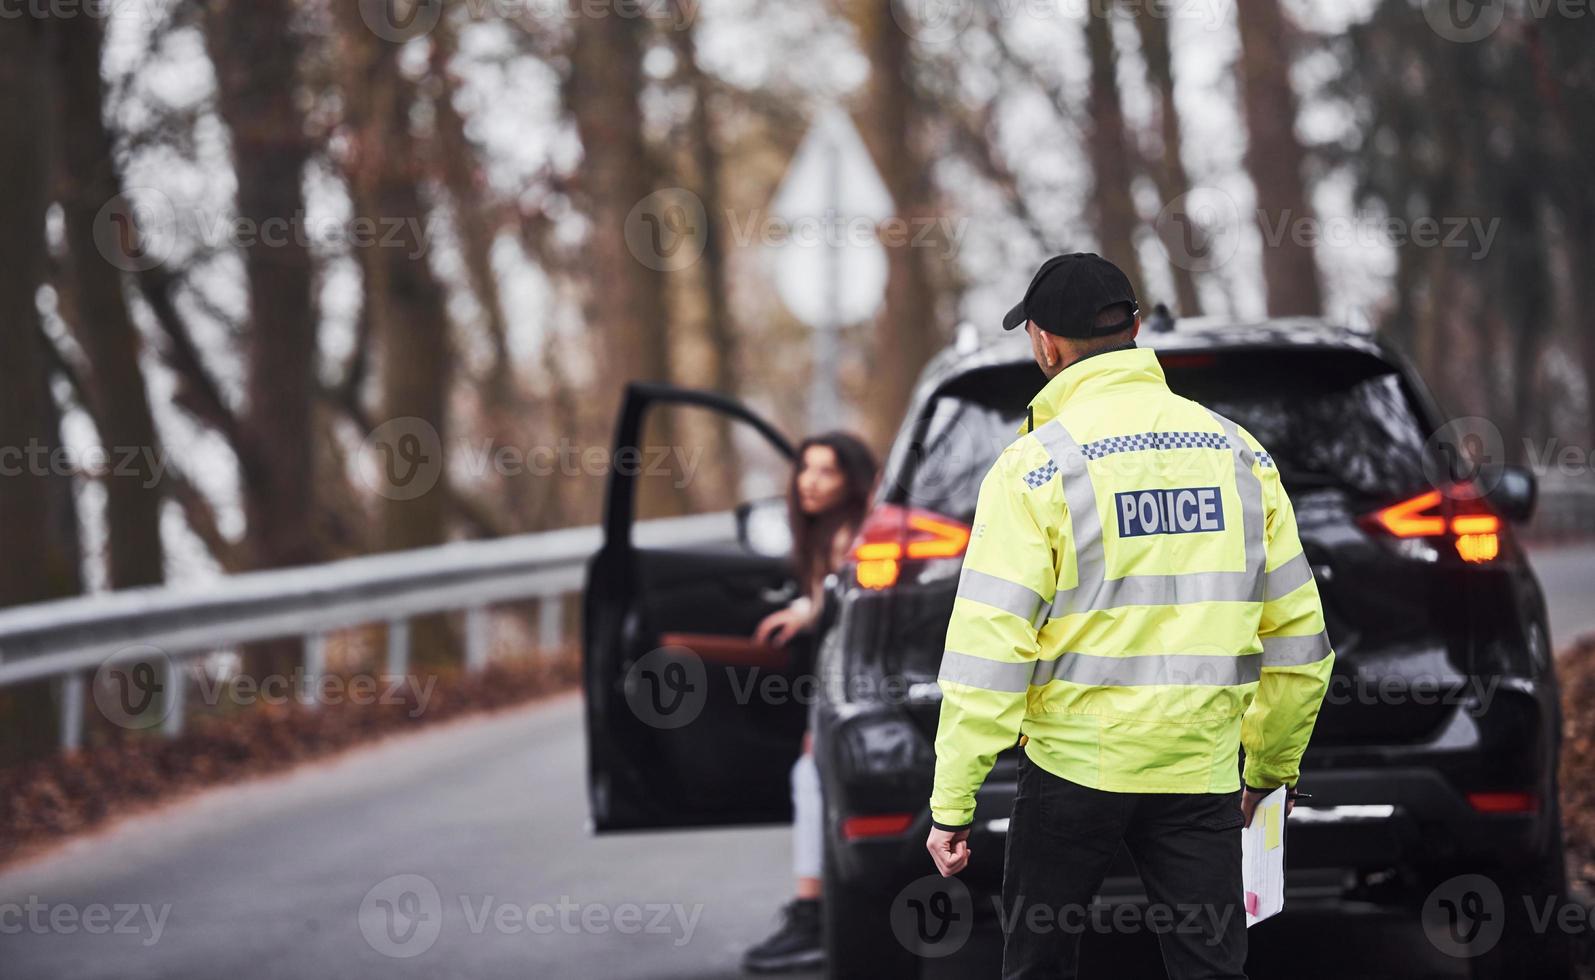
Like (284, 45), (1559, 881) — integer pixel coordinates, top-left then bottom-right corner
(767, 107), (894, 433)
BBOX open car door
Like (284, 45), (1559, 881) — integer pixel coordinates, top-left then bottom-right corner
(584, 383), (811, 831)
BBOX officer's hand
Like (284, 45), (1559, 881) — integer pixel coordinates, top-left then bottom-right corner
(1240, 788), (1295, 828)
(926, 827), (971, 877)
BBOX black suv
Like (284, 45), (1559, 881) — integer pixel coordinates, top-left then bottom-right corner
(583, 319), (1568, 979)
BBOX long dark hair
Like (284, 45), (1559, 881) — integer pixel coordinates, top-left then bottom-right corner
(788, 432), (878, 591)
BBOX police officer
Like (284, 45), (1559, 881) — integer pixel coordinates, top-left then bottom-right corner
(924, 254), (1334, 979)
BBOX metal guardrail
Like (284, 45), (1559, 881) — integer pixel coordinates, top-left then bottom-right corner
(1529, 474), (1595, 539)
(0, 511), (737, 750)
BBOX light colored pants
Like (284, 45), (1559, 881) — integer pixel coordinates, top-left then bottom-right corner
(791, 751), (823, 880)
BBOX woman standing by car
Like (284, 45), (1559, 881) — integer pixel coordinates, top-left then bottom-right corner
(743, 432), (877, 974)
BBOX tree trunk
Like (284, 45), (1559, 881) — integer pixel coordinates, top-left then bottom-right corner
(853, 0), (941, 453)
(1132, 0), (1202, 315)
(201, 0), (319, 680)
(0, 12), (83, 762)
(336, 4), (458, 668)
(202, 0), (320, 577)
(1234, 0), (1323, 316)
(668, 4), (743, 508)
(565, 3), (689, 521)
(50, 13), (166, 589)
(1084, 3), (1146, 294)
(566, 5), (674, 400)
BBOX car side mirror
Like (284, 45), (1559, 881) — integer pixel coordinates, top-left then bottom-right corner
(1486, 465), (1537, 523)
(735, 497), (792, 557)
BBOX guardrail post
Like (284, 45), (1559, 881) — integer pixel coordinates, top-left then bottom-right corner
(465, 606), (489, 672)
(162, 657), (185, 738)
(538, 594), (563, 655)
(59, 672), (84, 752)
(301, 633), (326, 707)
(386, 618), (410, 678)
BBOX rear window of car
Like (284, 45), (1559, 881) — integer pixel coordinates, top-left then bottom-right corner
(888, 347), (1431, 518)
(1162, 349), (1431, 501)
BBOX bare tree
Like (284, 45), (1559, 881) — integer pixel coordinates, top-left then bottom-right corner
(851, 0), (941, 452)
(1084, 4), (1146, 292)
(1131, 0), (1203, 315)
(565, 6), (675, 401)
(1234, 0), (1322, 315)
(0, 11), (84, 761)
(200, 0), (321, 578)
(334, 3), (459, 666)
(49, 13), (166, 589)
(664, 4), (743, 508)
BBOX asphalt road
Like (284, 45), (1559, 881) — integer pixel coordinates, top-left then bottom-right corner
(1, 544), (1590, 979)
(1531, 543), (1595, 647)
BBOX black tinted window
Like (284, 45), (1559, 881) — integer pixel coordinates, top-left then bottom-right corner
(889, 367), (1036, 521)
(887, 347), (1431, 516)
(1163, 349), (1430, 500)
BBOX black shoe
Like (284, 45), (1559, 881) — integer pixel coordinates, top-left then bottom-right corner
(742, 898), (824, 974)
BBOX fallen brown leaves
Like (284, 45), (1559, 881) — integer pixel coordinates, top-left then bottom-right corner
(0, 655), (577, 866)
(1562, 634), (1595, 889)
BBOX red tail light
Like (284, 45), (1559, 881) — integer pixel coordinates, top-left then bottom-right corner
(1466, 791), (1538, 814)
(841, 813), (915, 840)
(1360, 485), (1503, 564)
(851, 504), (971, 589)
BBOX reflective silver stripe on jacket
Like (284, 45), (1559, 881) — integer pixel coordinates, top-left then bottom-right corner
(956, 567), (1050, 629)
(938, 650), (1034, 693)
(938, 644), (1308, 692)
(1033, 415), (1266, 618)
(1260, 631), (1333, 668)
(1264, 551), (1314, 601)
(1033, 651), (1263, 687)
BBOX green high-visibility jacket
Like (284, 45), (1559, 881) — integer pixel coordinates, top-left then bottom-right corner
(929, 346), (1334, 830)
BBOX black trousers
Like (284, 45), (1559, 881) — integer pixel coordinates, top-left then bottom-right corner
(1000, 754), (1248, 980)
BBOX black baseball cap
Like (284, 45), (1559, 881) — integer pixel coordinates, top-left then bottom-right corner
(1002, 253), (1139, 338)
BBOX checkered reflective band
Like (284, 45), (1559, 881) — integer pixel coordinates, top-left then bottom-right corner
(1080, 431), (1231, 460)
(1023, 460), (1059, 489)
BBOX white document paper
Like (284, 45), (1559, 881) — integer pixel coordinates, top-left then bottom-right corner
(1241, 786), (1287, 927)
